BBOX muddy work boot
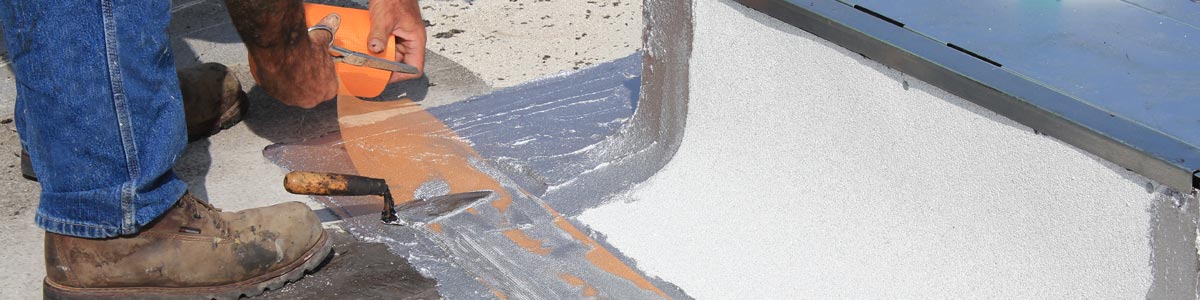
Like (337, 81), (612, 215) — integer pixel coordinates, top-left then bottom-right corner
(178, 62), (248, 142)
(18, 62), (246, 181)
(43, 193), (332, 300)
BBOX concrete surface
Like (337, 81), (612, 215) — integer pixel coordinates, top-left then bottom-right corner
(578, 0), (1200, 299)
(258, 226), (440, 300)
(0, 118), (40, 300)
(0, 0), (642, 299)
(421, 0), (642, 87)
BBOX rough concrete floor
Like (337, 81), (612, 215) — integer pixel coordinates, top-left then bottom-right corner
(0, 118), (40, 299)
(259, 226), (440, 300)
(421, 0), (642, 87)
(0, 0), (641, 299)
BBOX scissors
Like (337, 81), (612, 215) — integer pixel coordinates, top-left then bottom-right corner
(308, 24), (420, 74)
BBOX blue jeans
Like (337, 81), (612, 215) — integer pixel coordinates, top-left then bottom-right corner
(0, 0), (188, 238)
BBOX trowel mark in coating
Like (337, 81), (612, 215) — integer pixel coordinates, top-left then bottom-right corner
(415, 178), (452, 199)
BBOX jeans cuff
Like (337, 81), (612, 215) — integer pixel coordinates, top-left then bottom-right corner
(35, 213), (122, 239)
(35, 178), (186, 239)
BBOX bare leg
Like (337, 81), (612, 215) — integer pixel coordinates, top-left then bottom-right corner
(226, 0), (339, 108)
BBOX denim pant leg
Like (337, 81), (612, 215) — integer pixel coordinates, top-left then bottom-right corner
(0, 0), (188, 238)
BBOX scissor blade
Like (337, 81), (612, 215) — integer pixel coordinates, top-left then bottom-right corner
(330, 45), (421, 74)
(359, 56), (421, 74)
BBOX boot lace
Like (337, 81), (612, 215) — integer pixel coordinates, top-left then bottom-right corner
(180, 195), (230, 236)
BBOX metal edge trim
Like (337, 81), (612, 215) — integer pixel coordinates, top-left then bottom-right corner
(734, 0), (1200, 193)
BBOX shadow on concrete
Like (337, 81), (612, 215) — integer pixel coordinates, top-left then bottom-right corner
(241, 84), (342, 144)
(174, 139), (213, 199)
(364, 75), (430, 103)
(168, 0), (244, 69)
(234, 49), (489, 146)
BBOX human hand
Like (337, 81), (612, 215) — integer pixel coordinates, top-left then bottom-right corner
(367, 0), (426, 83)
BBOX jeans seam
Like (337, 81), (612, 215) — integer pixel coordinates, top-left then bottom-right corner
(99, 0), (140, 235)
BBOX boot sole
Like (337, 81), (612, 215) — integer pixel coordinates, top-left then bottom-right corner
(19, 150), (36, 182)
(187, 87), (247, 143)
(217, 89), (248, 131)
(43, 230), (333, 300)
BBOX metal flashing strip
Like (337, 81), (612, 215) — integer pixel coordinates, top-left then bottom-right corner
(735, 0), (1200, 192)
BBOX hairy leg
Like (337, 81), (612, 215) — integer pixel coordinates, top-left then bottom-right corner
(225, 0), (338, 108)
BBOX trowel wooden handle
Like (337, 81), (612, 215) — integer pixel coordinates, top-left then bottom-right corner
(284, 171), (390, 197)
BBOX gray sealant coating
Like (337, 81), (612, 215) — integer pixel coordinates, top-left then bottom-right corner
(265, 0), (699, 297)
(426, 0), (695, 218)
(265, 46), (693, 300)
(427, 54), (641, 206)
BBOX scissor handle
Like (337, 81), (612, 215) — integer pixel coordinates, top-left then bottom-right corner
(306, 24), (419, 74)
(307, 24), (337, 48)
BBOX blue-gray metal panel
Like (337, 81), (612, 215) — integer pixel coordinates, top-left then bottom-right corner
(736, 0), (1200, 191)
(1121, 0), (1200, 29)
(847, 0), (1200, 153)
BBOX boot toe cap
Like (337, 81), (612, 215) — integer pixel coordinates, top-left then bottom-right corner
(234, 202), (324, 261)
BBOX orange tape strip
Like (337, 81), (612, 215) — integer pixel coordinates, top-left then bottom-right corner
(335, 94), (669, 298)
(317, 5), (668, 298)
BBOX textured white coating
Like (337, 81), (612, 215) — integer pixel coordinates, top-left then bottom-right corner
(578, 0), (1178, 298)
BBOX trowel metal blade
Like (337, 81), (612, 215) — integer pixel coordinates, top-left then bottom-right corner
(392, 191), (493, 225)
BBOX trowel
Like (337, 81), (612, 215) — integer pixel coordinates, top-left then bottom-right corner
(284, 171), (492, 226)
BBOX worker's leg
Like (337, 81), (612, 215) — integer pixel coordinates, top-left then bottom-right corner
(15, 63), (250, 182)
(1, 1), (332, 297)
(0, 0), (187, 238)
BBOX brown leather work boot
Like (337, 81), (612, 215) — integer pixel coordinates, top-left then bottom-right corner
(178, 62), (248, 142)
(43, 193), (332, 300)
(19, 62), (246, 181)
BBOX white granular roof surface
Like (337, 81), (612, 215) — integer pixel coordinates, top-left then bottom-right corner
(578, 0), (1172, 298)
